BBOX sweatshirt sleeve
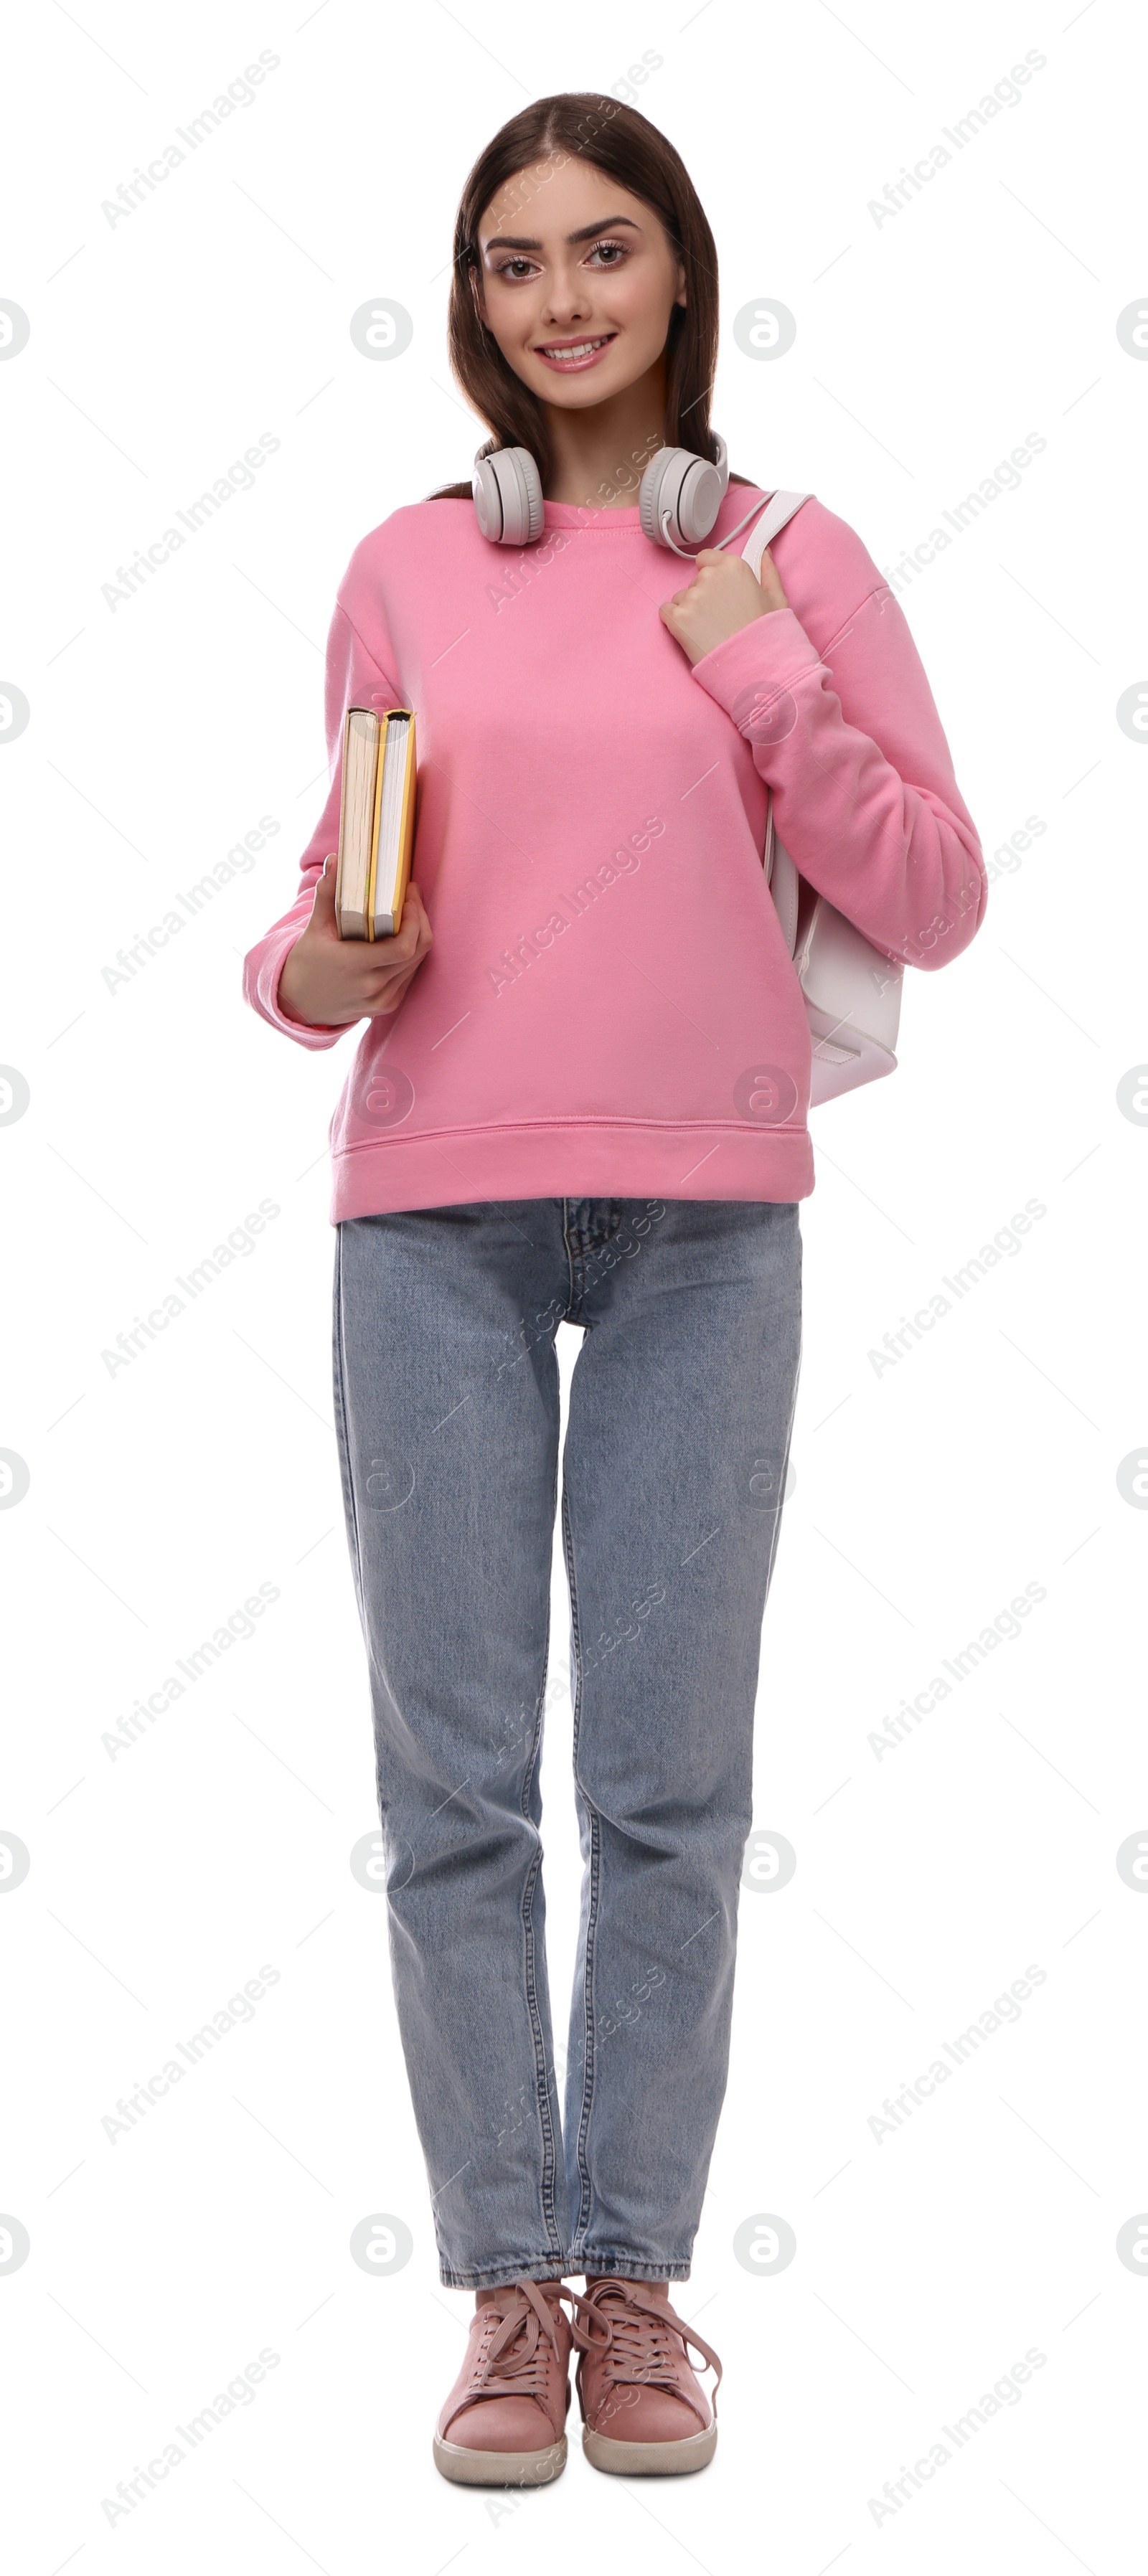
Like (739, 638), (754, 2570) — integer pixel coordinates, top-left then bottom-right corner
(241, 589), (403, 1047)
(689, 514), (987, 971)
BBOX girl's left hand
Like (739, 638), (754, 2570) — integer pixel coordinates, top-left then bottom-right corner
(659, 545), (789, 666)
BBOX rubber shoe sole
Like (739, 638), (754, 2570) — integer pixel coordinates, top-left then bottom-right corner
(433, 2431), (567, 2487)
(583, 2420), (717, 2476)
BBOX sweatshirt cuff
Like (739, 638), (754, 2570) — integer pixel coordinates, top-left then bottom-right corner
(250, 935), (345, 1049)
(690, 606), (825, 733)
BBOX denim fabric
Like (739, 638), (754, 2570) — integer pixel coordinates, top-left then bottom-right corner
(332, 1196), (802, 2289)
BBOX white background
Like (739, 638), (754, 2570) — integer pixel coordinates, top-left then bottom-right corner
(2, 3), (1146, 2568)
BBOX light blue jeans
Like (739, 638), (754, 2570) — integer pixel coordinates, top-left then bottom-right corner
(332, 1197), (802, 2288)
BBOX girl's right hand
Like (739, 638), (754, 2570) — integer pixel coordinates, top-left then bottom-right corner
(277, 857), (433, 1027)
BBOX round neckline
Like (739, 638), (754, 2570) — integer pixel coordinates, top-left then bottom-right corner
(542, 486), (764, 533)
(542, 499), (644, 528)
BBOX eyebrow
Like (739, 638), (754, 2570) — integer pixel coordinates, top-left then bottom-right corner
(481, 215), (643, 253)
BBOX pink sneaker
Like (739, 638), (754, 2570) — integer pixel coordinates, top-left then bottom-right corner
(433, 2277), (574, 2486)
(573, 2277), (722, 2475)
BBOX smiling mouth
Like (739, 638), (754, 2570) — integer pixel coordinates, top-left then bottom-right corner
(534, 333), (618, 367)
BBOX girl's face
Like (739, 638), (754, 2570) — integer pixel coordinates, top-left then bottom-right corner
(471, 156), (687, 408)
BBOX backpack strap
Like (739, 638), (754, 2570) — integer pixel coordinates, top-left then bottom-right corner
(745, 491), (811, 957)
(740, 489), (811, 579)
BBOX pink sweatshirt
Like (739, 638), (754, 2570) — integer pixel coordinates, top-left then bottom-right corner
(243, 481), (986, 1218)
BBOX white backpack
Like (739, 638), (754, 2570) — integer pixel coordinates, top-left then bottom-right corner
(742, 491), (903, 1105)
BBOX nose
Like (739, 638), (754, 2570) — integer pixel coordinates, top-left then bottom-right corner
(538, 262), (593, 328)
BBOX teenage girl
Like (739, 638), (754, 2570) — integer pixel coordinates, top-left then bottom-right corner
(243, 91), (986, 2486)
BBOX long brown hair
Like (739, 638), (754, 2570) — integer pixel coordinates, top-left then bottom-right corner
(429, 93), (730, 501)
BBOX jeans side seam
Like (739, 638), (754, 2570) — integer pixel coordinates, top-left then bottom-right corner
(519, 1848), (564, 2261)
(519, 1573), (565, 2263)
(571, 1809), (601, 2247)
(762, 1232), (804, 1607)
(562, 1479), (600, 2245)
(331, 1229), (368, 1635)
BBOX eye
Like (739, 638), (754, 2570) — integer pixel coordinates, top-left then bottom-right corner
(586, 238), (629, 266)
(494, 255), (537, 281)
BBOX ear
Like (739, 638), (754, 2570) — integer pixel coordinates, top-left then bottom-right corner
(469, 260), (489, 328)
(674, 262), (687, 309)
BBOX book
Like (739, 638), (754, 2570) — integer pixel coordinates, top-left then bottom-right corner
(334, 705), (418, 940)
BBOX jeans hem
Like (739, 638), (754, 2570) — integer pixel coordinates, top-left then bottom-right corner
(572, 2254), (692, 2281)
(438, 2253), (692, 2290)
(438, 2257), (573, 2292)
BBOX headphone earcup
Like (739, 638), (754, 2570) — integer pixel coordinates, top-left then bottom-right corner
(472, 446), (545, 546)
(638, 436), (729, 549)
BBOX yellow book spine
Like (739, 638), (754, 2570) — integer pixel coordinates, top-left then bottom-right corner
(390, 712), (418, 933)
(334, 707), (357, 927)
(364, 712), (387, 943)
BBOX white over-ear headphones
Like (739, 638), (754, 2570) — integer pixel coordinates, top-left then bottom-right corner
(472, 433), (771, 558)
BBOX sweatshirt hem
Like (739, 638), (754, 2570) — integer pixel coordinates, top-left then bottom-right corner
(326, 1118), (815, 1220)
